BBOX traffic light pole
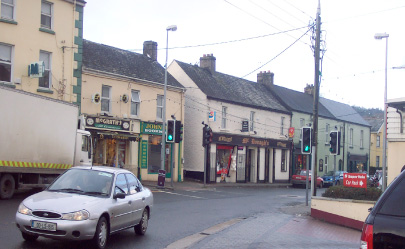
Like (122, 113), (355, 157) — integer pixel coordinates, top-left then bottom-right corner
(204, 144), (207, 188)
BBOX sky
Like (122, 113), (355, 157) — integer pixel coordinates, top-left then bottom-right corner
(83, 0), (405, 110)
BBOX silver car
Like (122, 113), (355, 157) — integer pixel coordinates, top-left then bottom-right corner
(15, 166), (153, 249)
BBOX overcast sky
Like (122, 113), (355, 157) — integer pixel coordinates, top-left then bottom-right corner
(83, 0), (405, 109)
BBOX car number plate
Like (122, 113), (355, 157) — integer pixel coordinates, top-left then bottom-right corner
(296, 177), (301, 179)
(31, 220), (57, 231)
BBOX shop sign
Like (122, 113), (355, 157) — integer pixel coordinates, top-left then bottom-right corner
(140, 140), (148, 169)
(343, 173), (367, 189)
(141, 122), (162, 135)
(208, 111), (216, 121)
(213, 133), (290, 149)
(97, 133), (139, 142)
(86, 116), (130, 131)
(288, 127), (295, 138)
(241, 120), (249, 132)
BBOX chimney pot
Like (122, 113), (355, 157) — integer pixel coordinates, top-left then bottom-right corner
(143, 41), (158, 61)
(200, 54), (216, 74)
(257, 70), (274, 89)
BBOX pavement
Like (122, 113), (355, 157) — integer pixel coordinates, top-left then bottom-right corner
(142, 179), (362, 249)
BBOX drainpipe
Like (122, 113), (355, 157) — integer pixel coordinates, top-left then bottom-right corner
(396, 109), (403, 133)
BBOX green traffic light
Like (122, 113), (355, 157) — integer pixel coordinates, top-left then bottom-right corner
(304, 145), (309, 152)
(168, 134), (173, 141)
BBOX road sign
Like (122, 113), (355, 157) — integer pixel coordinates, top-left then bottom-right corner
(343, 173), (367, 189)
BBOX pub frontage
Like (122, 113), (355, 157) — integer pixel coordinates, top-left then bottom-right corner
(205, 133), (292, 184)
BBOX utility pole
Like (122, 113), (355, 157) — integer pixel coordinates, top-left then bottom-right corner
(311, 0), (321, 196)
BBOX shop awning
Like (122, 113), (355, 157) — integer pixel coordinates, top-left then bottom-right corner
(95, 131), (140, 142)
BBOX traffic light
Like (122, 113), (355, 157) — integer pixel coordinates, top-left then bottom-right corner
(202, 125), (213, 146)
(329, 131), (341, 155)
(175, 120), (183, 143)
(301, 127), (311, 154)
(166, 120), (175, 143)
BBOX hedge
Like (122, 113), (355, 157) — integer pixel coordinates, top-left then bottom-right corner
(322, 185), (382, 201)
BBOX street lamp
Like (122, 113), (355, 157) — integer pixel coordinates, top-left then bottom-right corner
(161, 25), (177, 177)
(374, 32), (389, 191)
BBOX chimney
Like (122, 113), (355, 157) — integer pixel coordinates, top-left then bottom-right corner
(304, 84), (314, 95)
(143, 41), (158, 61)
(200, 54), (216, 74)
(257, 70), (274, 88)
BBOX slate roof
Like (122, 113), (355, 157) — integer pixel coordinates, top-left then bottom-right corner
(363, 118), (383, 132)
(82, 40), (184, 88)
(175, 61), (290, 114)
(271, 85), (335, 119)
(320, 98), (371, 126)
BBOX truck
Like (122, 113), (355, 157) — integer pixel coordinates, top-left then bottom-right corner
(0, 85), (92, 199)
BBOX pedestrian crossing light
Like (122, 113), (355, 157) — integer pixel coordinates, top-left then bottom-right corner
(166, 120), (175, 143)
(301, 127), (311, 154)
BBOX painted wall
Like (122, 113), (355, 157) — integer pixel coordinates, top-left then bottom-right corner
(0, 0), (80, 102)
(370, 127), (383, 168)
(387, 105), (405, 184)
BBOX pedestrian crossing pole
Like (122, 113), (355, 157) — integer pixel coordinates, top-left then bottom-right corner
(312, 0), (321, 197)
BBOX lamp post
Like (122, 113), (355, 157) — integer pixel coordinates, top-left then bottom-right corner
(161, 25), (177, 176)
(374, 32), (389, 191)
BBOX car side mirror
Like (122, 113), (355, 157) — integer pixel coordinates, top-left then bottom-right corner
(113, 192), (126, 199)
(368, 207), (373, 212)
(136, 186), (141, 192)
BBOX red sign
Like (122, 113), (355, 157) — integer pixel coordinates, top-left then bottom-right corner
(343, 173), (367, 189)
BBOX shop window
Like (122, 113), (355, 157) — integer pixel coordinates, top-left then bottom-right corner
(39, 51), (51, 89)
(1, 0), (15, 20)
(0, 43), (12, 83)
(281, 149), (287, 172)
(216, 145), (233, 176)
(147, 135), (171, 174)
(41, 1), (53, 30)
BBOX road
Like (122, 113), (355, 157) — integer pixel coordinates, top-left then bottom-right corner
(0, 184), (359, 249)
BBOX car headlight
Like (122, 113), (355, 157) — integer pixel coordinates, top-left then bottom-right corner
(61, 210), (90, 221)
(18, 203), (32, 216)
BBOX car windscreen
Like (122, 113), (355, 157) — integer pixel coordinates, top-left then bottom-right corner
(48, 169), (114, 197)
(324, 171), (334, 176)
(378, 177), (405, 217)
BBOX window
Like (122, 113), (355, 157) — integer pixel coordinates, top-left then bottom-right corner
(376, 135), (380, 147)
(156, 95), (163, 120)
(1, 0), (14, 20)
(280, 117), (285, 135)
(101, 85), (111, 113)
(114, 174), (128, 195)
(378, 177), (405, 216)
(281, 149), (287, 172)
(349, 128), (353, 147)
(131, 90), (140, 116)
(300, 118), (304, 140)
(81, 135), (89, 152)
(0, 43), (12, 83)
(250, 111), (255, 131)
(360, 130), (364, 148)
(41, 1), (52, 30)
(126, 173), (141, 194)
(376, 156), (380, 168)
(38, 51), (51, 89)
(325, 124), (330, 143)
(221, 106), (227, 129)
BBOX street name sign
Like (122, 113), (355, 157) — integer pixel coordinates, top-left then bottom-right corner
(343, 173), (367, 189)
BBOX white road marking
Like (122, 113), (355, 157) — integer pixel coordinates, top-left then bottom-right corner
(156, 190), (207, 199)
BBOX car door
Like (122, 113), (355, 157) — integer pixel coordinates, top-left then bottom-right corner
(126, 173), (145, 225)
(109, 173), (133, 232)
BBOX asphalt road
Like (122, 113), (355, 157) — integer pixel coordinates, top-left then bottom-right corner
(0, 185), (330, 249)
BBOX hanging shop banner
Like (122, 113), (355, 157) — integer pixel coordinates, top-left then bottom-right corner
(212, 133), (290, 149)
(140, 140), (148, 169)
(140, 122), (163, 135)
(85, 115), (130, 131)
(288, 127), (295, 138)
(208, 111), (216, 121)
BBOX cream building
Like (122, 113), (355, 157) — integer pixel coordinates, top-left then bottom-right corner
(81, 40), (185, 182)
(0, 0), (85, 107)
(387, 98), (405, 184)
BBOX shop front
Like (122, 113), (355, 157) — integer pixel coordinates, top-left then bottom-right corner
(209, 133), (291, 184)
(139, 121), (180, 182)
(83, 115), (140, 174)
(347, 153), (368, 173)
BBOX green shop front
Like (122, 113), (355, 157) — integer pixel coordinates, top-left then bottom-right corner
(139, 121), (183, 182)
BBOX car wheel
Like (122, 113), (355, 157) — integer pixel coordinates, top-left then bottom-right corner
(135, 209), (149, 235)
(0, 174), (15, 199)
(93, 216), (108, 249)
(21, 232), (38, 242)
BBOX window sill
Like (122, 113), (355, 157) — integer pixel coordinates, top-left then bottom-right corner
(39, 27), (55, 35)
(0, 18), (17, 25)
(37, 88), (53, 94)
(0, 82), (16, 88)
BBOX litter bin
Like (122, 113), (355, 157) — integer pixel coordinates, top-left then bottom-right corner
(157, 170), (166, 188)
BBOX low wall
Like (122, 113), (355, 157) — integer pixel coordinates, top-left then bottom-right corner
(311, 196), (375, 230)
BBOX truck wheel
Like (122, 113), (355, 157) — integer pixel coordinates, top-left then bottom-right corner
(0, 174), (15, 199)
